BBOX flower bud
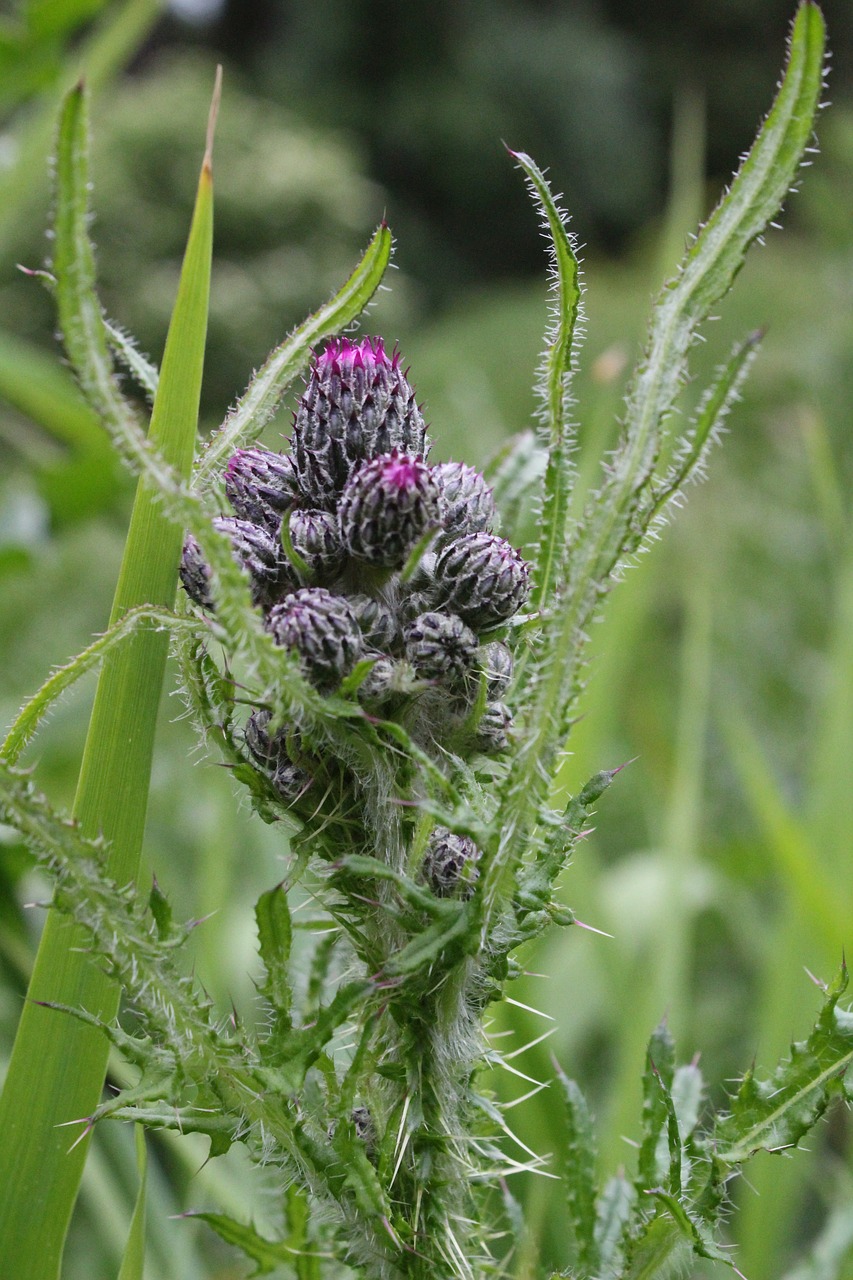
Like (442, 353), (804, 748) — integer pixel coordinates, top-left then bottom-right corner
(224, 447), (299, 533)
(179, 519), (295, 612)
(480, 640), (513, 696)
(267, 588), (362, 687)
(348, 593), (399, 651)
(404, 610), (478, 686)
(433, 533), (530, 630)
(271, 761), (313, 804)
(292, 338), (428, 506)
(422, 827), (482, 899)
(339, 451), (440, 569)
(214, 515), (294, 609)
(357, 655), (398, 707)
(244, 709), (286, 765)
(432, 461), (496, 536)
(288, 508), (346, 583)
(473, 700), (512, 754)
(179, 533), (214, 609)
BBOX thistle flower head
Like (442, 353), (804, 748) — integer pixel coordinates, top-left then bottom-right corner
(433, 532), (530, 630)
(267, 587), (362, 687)
(422, 827), (482, 899)
(288, 507), (346, 584)
(339, 450), (441, 568)
(473, 700), (512, 754)
(214, 515), (294, 609)
(404, 610), (478, 687)
(481, 640), (514, 696)
(432, 460), (497, 536)
(179, 532), (214, 609)
(348, 593), (399, 651)
(292, 338), (428, 507)
(224, 447), (300, 534)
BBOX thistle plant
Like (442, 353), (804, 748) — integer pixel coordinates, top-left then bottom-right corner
(0, 7), (850, 1280)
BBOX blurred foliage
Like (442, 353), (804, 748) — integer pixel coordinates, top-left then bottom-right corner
(190, 0), (853, 302)
(0, 53), (393, 429)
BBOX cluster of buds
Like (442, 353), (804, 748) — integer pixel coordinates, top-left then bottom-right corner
(180, 337), (530, 816)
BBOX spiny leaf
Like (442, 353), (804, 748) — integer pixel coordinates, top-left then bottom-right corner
(594, 1174), (635, 1278)
(553, 1062), (600, 1275)
(255, 883), (293, 1021)
(182, 1212), (300, 1277)
(710, 965), (853, 1167)
(510, 150), (582, 610)
(1, 605), (203, 766)
(637, 1020), (676, 1193)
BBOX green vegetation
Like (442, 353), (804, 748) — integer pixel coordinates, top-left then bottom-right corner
(0, 4), (851, 1279)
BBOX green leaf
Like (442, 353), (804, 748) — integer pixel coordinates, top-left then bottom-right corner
(622, 1214), (696, 1280)
(495, 5), (826, 899)
(554, 1062), (600, 1274)
(183, 1212), (298, 1277)
(594, 1173), (635, 1277)
(0, 80), (212, 1280)
(711, 966), (853, 1168)
(483, 429), (546, 548)
(117, 1127), (147, 1280)
(620, 0), (825, 510)
(255, 883), (293, 1018)
(510, 149), (582, 610)
(625, 1195), (733, 1279)
(637, 1020), (676, 1193)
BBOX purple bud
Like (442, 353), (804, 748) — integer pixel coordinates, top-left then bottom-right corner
(225, 448), (300, 534)
(422, 827), (482, 899)
(179, 519), (296, 612)
(339, 451), (441, 569)
(214, 515), (295, 609)
(404, 610), (478, 686)
(432, 461), (496, 536)
(433, 533), (530, 630)
(288, 508), (346, 583)
(291, 338), (428, 506)
(179, 533), (214, 609)
(267, 587), (362, 687)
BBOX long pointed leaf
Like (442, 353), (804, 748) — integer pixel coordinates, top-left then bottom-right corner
(0, 81), (213, 1279)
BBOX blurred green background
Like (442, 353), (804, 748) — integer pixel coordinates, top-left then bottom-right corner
(1, 1), (852, 1276)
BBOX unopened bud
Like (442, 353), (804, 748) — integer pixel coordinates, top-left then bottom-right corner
(267, 587), (362, 687)
(339, 451), (440, 569)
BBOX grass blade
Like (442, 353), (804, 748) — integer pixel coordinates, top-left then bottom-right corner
(0, 78), (214, 1279)
(117, 1128), (148, 1280)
